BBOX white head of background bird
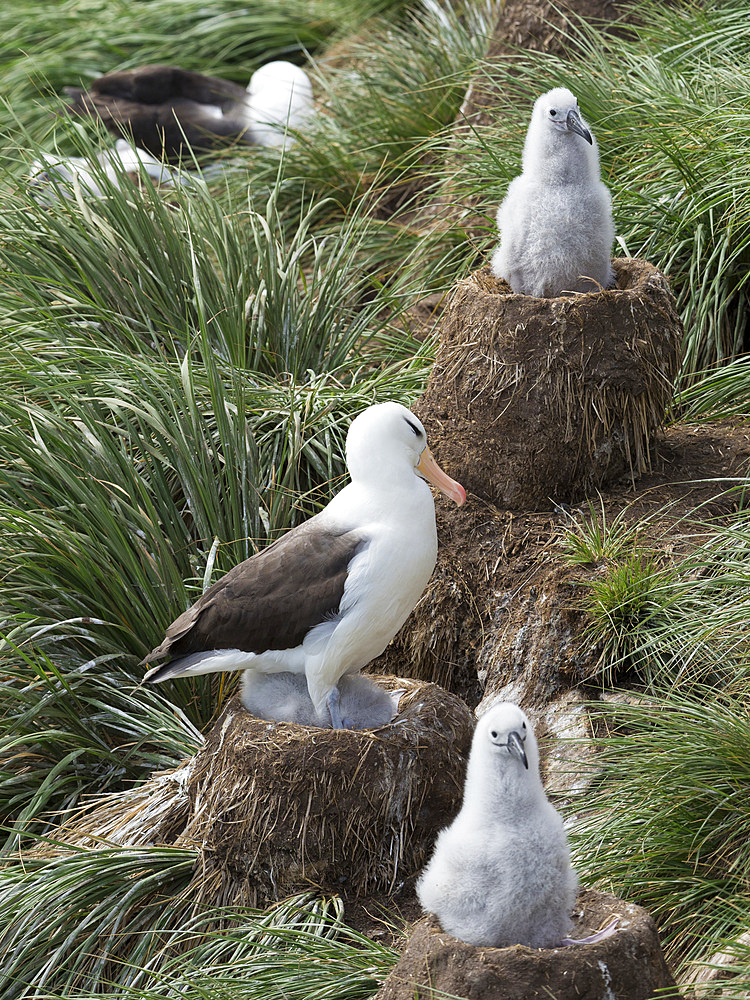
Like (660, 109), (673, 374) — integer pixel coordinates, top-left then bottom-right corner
(246, 61), (313, 102)
(464, 702), (544, 813)
(521, 87), (601, 185)
(344, 402), (466, 506)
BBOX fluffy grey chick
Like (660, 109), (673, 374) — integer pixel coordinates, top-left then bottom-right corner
(417, 702), (577, 948)
(241, 671), (396, 729)
(491, 87), (614, 297)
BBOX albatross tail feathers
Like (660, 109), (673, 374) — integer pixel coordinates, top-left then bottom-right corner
(144, 648), (256, 684)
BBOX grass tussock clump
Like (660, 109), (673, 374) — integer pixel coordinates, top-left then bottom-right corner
(567, 506), (750, 983)
(0, 854), (397, 1000)
(572, 685), (750, 977)
(560, 505), (750, 689)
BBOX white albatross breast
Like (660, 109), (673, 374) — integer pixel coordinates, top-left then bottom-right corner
(142, 402), (466, 728)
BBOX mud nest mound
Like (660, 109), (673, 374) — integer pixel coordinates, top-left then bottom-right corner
(375, 887), (682, 1000)
(48, 677), (474, 906)
(415, 258), (682, 510)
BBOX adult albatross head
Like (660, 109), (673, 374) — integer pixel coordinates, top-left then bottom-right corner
(142, 401), (464, 728)
(344, 401), (466, 506)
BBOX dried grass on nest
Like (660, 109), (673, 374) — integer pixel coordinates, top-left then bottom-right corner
(446, 260), (678, 471)
(31, 677), (474, 907)
(33, 760), (195, 855)
(417, 258), (683, 508)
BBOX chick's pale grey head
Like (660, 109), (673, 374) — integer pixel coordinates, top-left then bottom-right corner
(532, 87), (592, 145)
(345, 402), (465, 505)
(476, 702), (537, 771)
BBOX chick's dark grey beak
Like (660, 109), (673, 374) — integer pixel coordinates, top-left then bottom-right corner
(566, 108), (593, 144)
(507, 730), (528, 769)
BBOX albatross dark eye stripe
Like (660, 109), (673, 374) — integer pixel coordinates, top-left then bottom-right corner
(403, 416), (422, 437)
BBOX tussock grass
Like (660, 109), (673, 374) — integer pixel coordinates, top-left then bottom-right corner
(0, 131), (427, 367)
(571, 507), (750, 979)
(560, 497), (646, 567)
(273, 0), (494, 208)
(572, 684), (750, 975)
(0, 644), (203, 856)
(676, 355), (750, 421)
(577, 506), (750, 688)
(0, 846), (391, 999)
(0, 844), (197, 998)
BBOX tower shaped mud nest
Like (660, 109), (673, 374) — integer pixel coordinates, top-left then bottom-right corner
(44, 677), (474, 907)
(416, 258), (682, 510)
(374, 888), (682, 1000)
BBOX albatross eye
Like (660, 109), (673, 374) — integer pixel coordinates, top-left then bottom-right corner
(549, 109), (557, 117)
(490, 730), (498, 738)
(403, 416), (422, 437)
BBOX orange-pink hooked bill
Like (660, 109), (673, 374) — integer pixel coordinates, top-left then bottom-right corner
(417, 447), (466, 506)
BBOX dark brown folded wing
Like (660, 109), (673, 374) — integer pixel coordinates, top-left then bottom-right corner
(64, 66), (253, 161)
(142, 517), (366, 664)
(74, 65), (248, 106)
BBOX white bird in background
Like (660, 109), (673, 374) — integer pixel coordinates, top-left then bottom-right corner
(417, 702), (578, 949)
(491, 87), (615, 297)
(243, 61), (314, 148)
(240, 670), (397, 729)
(64, 61), (314, 163)
(143, 402), (466, 729)
(28, 140), (185, 201)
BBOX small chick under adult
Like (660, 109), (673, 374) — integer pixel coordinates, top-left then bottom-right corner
(241, 671), (397, 729)
(491, 87), (614, 297)
(417, 702), (577, 949)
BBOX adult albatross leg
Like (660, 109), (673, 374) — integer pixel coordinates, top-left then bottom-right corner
(142, 402), (465, 727)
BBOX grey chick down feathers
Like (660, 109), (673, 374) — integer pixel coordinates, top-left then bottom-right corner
(417, 702), (578, 948)
(491, 87), (614, 297)
(240, 670), (397, 729)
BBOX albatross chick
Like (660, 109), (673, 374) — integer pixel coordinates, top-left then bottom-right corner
(240, 671), (397, 729)
(417, 702), (578, 948)
(143, 402), (466, 728)
(491, 87), (614, 297)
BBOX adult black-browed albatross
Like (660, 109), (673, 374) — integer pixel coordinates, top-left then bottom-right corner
(143, 402), (466, 728)
(64, 61), (313, 163)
